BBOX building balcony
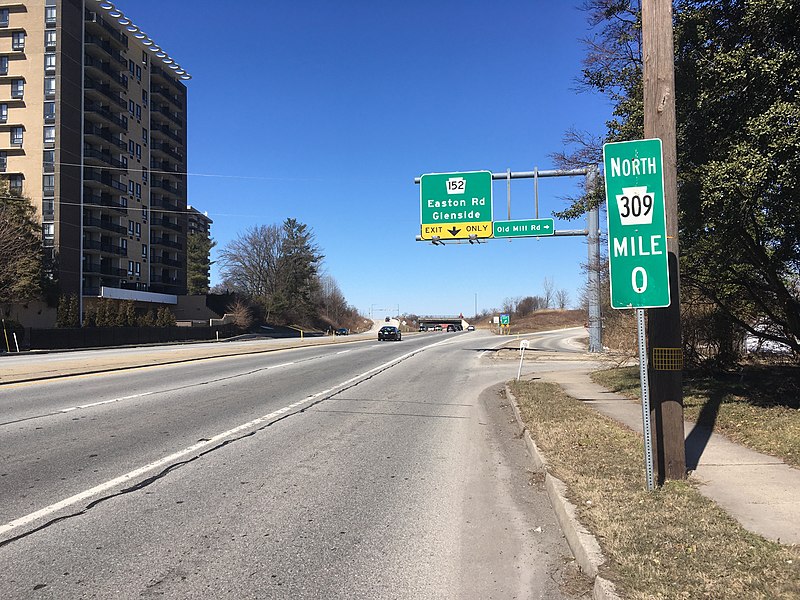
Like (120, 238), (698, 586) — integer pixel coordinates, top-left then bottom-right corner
(152, 178), (184, 197)
(84, 215), (127, 235)
(151, 141), (184, 163)
(150, 158), (179, 174)
(84, 34), (127, 68)
(84, 56), (128, 92)
(84, 77), (126, 109)
(84, 146), (127, 171)
(84, 122), (127, 151)
(150, 235), (182, 250)
(151, 103), (183, 128)
(85, 102), (128, 132)
(151, 255), (183, 268)
(84, 168), (127, 194)
(151, 195), (181, 212)
(151, 217), (182, 233)
(151, 123), (183, 145)
(84, 10), (128, 50)
(83, 262), (127, 277)
(151, 85), (182, 110)
(83, 238), (128, 256)
(83, 190), (127, 214)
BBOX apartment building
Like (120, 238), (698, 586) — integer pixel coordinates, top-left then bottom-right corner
(0, 0), (190, 302)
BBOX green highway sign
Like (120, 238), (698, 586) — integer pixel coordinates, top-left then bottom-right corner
(420, 171), (493, 240)
(603, 138), (670, 309)
(493, 218), (554, 238)
(500, 314), (510, 326)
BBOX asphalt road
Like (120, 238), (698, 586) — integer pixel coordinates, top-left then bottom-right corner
(0, 330), (583, 599)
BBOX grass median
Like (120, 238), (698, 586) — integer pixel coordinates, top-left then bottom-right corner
(510, 379), (800, 599)
(591, 365), (800, 468)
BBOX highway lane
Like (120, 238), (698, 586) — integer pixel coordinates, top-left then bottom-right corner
(0, 330), (579, 599)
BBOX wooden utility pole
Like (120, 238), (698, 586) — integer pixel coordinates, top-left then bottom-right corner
(641, 0), (686, 482)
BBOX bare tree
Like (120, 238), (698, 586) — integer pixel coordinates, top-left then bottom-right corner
(542, 277), (555, 309)
(556, 289), (570, 310)
(218, 224), (284, 300)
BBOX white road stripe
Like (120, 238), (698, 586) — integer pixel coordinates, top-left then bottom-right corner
(60, 392), (154, 414)
(0, 336), (454, 538)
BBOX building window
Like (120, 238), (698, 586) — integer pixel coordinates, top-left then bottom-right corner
(0, 56), (7, 76)
(42, 198), (54, 215)
(121, 155), (128, 169)
(11, 79), (24, 99)
(12, 31), (25, 51)
(135, 182), (141, 198)
(135, 262), (141, 276)
(120, 238), (127, 253)
(0, 151), (6, 172)
(135, 143), (141, 159)
(142, 90), (148, 107)
(142, 128), (148, 143)
(142, 244), (147, 258)
(45, 6), (56, 26)
(128, 180), (134, 195)
(135, 65), (141, 81)
(128, 220), (134, 235)
(128, 139), (135, 156)
(142, 51), (148, 65)
(9, 174), (22, 192)
(142, 206), (147, 220)
(44, 76), (56, 98)
(135, 104), (141, 120)
(43, 101), (55, 123)
(128, 260), (134, 276)
(0, 103), (7, 123)
(0, 9), (9, 27)
(135, 222), (141, 237)
(128, 99), (135, 115)
(43, 125), (55, 145)
(44, 30), (56, 49)
(142, 167), (147, 183)
(43, 149), (55, 173)
(43, 174), (55, 195)
(44, 52), (56, 72)
(10, 126), (23, 146)
(43, 223), (55, 241)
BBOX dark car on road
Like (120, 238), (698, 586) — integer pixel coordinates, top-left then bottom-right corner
(378, 326), (401, 341)
(334, 328), (348, 335)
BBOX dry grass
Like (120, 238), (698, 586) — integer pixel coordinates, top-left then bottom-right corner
(511, 380), (800, 599)
(475, 309), (586, 333)
(591, 366), (800, 468)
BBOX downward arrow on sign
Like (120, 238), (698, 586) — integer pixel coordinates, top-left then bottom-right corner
(448, 227), (461, 237)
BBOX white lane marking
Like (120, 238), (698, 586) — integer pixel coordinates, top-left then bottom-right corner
(0, 336), (453, 538)
(266, 362), (295, 369)
(336, 350), (351, 355)
(59, 392), (154, 414)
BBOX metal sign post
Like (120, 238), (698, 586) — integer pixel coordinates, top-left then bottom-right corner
(637, 309), (656, 491)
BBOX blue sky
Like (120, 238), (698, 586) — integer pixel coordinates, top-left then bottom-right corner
(130, 1), (612, 318)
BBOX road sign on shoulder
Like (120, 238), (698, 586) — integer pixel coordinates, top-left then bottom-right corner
(420, 171), (493, 240)
(603, 138), (670, 309)
(493, 218), (554, 238)
(500, 314), (510, 326)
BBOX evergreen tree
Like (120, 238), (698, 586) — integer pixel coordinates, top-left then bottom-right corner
(156, 306), (176, 327)
(0, 183), (42, 306)
(561, 0), (800, 358)
(187, 232), (215, 295)
(56, 294), (80, 328)
(275, 218), (323, 324)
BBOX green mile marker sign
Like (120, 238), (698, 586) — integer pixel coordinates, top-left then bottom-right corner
(603, 138), (671, 309)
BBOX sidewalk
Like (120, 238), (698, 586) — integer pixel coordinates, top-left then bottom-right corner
(530, 360), (800, 546)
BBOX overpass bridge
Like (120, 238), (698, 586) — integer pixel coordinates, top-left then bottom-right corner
(418, 315), (470, 331)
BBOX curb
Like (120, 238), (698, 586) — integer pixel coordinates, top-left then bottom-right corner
(505, 383), (622, 600)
